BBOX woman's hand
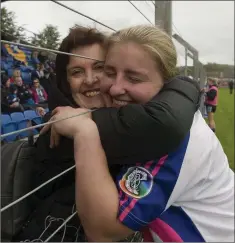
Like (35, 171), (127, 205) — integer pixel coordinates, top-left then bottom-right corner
(40, 106), (97, 148)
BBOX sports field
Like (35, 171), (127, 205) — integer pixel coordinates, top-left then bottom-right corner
(213, 88), (234, 171)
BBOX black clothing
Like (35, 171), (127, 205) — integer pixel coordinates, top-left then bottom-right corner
(32, 75), (200, 200)
(16, 84), (33, 104)
(38, 75), (201, 165)
(3, 75), (201, 242)
(39, 74), (54, 94)
(206, 85), (217, 101)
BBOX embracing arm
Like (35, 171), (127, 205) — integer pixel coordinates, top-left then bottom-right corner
(74, 126), (134, 241)
(36, 76), (200, 166)
(92, 76), (201, 164)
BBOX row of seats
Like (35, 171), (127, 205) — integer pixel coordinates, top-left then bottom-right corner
(1, 44), (36, 84)
(1, 109), (48, 142)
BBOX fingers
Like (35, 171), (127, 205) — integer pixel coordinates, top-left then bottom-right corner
(50, 126), (55, 148)
(51, 107), (61, 116)
(54, 129), (61, 147)
(40, 116), (55, 135)
(40, 124), (51, 135)
(50, 126), (61, 148)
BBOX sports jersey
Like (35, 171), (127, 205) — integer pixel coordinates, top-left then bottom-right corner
(116, 110), (234, 242)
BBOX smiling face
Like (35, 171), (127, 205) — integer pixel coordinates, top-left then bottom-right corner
(14, 76), (23, 87)
(33, 79), (40, 88)
(101, 42), (164, 108)
(66, 43), (107, 109)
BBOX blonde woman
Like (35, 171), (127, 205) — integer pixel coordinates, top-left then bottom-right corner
(9, 68), (21, 83)
(46, 25), (234, 242)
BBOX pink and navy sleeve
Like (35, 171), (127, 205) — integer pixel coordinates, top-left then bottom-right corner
(116, 134), (190, 231)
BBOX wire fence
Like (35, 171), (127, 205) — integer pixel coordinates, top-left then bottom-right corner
(0, 1), (155, 241)
(1, 1), (204, 242)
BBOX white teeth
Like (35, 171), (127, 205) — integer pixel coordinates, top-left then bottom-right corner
(113, 99), (128, 106)
(84, 91), (100, 97)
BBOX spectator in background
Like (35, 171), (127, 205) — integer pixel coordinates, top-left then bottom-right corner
(14, 76), (35, 108)
(228, 79), (234, 94)
(31, 63), (44, 81)
(9, 68), (21, 83)
(31, 78), (48, 104)
(39, 67), (54, 94)
(6, 85), (24, 112)
(39, 63), (45, 78)
(204, 78), (219, 133)
(1, 74), (17, 113)
(31, 51), (40, 66)
(1, 74), (11, 100)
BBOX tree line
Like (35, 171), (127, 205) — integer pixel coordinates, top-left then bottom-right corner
(1, 7), (60, 50)
(1, 6), (234, 78)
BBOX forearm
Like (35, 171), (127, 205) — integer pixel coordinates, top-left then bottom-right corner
(74, 129), (120, 241)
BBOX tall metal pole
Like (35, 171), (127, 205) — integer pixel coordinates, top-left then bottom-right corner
(193, 53), (199, 82)
(185, 47), (188, 76)
(155, 1), (172, 36)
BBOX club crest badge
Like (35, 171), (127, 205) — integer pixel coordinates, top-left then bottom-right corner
(119, 166), (153, 199)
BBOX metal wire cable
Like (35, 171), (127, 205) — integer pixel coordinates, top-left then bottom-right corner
(44, 212), (77, 242)
(1, 165), (76, 213)
(1, 109), (96, 139)
(145, 0), (155, 13)
(173, 23), (184, 40)
(128, 0), (153, 25)
(51, 0), (116, 32)
(1, 40), (101, 61)
(1, 30), (38, 48)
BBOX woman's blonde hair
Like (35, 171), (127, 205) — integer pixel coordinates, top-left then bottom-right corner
(108, 25), (177, 80)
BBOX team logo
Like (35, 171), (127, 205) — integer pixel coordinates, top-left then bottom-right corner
(119, 166), (153, 199)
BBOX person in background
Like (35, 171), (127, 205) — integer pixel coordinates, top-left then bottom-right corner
(31, 78), (48, 104)
(1, 74), (11, 100)
(228, 79), (234, 94)
(38, 63), (45, 79)
(14, 76), (35, 108)
(9, 68), (21, 83)
(31, 63), (44, 81)
(204, 78), (219, 133)
(5, 84), (24, 112)
(1, 74), (22, 113)
(39, 67), (54, 94)
(31, 51), (40, 66)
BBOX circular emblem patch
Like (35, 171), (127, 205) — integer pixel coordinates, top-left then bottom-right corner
(119, 166), (153, 199)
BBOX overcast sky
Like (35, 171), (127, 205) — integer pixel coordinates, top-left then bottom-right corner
(2, 1), (234, 66)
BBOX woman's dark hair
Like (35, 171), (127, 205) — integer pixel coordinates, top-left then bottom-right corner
(55, 26), (107, 102)
(1, 73), (9, 87)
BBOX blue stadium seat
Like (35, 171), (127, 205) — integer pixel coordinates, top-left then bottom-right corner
(1, 61), (6, 69)
(7, 68), (13, 77)
(24, 110), (42, 135)
(10, 112), (29, 138)
(6, 56), (14, 62)
(1, 114), (18, 142)
(19, 46), (29, 51)
(1, 45), (9, 56)
(24, 110), (42, 124)
(20, 65), (34, 72)
(3, 63), (11, 71)
(21, 72), (32, 84)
